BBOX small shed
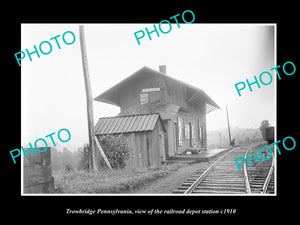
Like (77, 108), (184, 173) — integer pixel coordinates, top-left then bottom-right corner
(94, 113), (166, 169)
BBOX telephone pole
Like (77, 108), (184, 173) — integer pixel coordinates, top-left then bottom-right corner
(79, 25), (98, 172)
(226, 106), (232, 146)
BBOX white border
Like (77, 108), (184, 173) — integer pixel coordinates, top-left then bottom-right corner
(21, 23), (277, 196)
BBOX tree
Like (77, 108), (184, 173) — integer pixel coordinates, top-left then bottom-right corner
(51, 148), (63, 171)
(62, 148), (75, 168)
(259, 120), (270, 140)
(77, 145), (90, 171)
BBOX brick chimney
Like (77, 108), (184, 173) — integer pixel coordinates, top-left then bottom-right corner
(158, 65), (167, 104)
(159, 65), (167, 74)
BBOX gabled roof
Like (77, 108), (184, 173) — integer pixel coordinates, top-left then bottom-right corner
(94, 66), (220, 114)
(94, 114), (164, 135)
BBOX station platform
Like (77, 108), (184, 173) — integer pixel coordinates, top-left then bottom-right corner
(166, 147), (232, 164)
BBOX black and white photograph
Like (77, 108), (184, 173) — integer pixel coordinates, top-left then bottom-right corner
(21, 23), (276, 196)
(4, 5), (298, 220)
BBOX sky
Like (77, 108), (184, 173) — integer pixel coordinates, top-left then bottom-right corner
(21, 23), (276, 150)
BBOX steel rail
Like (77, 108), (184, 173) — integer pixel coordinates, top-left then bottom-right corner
(243, 147), (252, 194)
(261, 155), (275, 194)
(244, 143), (275, 194)
(183, 147), (238, 194)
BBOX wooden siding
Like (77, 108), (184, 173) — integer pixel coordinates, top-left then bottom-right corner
(96, 68), (214, 159)
(95, 113), (166, 169)
(166, 78), (188, 108)
(118, 72), (206, 112)
(166, 107), (207, 156)
(118, 103), (179, 120)
(119, 73), (160, 110)
(116, 71), (208, 156)
(122, 121), (165, 169)
(23, 147), (54, 193)
(95, 66), (220, 113)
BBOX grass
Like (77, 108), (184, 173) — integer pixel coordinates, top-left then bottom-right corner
(52, 163), (183, 194)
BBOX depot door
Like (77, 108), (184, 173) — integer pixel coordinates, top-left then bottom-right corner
(189, 122), (193, 147)
(174, 122), (179, 154)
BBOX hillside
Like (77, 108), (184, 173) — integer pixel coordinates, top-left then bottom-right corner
(207, 127), (263, 149)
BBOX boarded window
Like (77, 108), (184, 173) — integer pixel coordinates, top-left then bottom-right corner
(140, 93), (149, 104)
(185, 124), (190, 139)
(197, 119), (201, 140)
(149, 91), (160, 103)
(174, 122), (179, 148)
(178, 117), (183, 146)
(189, 122), (195, 147)
(192, 124), (195, 140)
(142, 88), (160, 104)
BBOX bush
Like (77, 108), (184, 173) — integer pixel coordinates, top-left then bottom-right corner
(97, 135), (129, 169)
(64, 164), (74, 172)
(77, 148), (90, 171)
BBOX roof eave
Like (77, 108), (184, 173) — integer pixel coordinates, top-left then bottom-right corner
(94, 95), (119, 106)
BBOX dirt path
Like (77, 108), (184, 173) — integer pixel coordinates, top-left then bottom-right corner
(134, 146), (246, 194)
(134, 162), (206, 194)
(134, 142), (265, 194)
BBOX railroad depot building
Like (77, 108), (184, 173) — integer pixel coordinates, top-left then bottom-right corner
(94, 65), (220, 169)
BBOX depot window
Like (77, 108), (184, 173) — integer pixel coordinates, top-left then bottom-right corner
(140, 93), (149, 104)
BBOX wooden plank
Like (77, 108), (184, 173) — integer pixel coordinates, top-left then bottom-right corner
(123, 134), (132, 169)
(158, 128), (163, 165)
(159, 123), (166, 162)
(163, 121), (169, 158)
(137, 133), (142, 168)
(140, 133), (146, 168)
(94, 136), (113, 170)
(23, 147), (51, 166)
(139, 133), (144, 168)
(23, 147), (54, 193)
(150, 125), (158, 167)
(154, 130), (160, 166)
(168, 120), (174, 157)
(23, 164), (52, 187)
(130, 134), (136, 169)
(128, 134), (134, 169)
(154, 130), (159, 166)
(142, 87), (160, 92)
(134, 134), (139, 168)
(131, 133), (138, 169)
(147, 132), (152, 167)
(146, 133), (150, 167)
(140, 134), (146, 168)
(145, 133), (150, 167)
(24, 178), (54, 194)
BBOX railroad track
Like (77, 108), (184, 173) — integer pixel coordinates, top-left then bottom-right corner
(172, 142), (275, 194)
(246, 144), (275, 194)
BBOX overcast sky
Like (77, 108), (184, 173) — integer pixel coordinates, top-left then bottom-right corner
(21, 23), (275, 150)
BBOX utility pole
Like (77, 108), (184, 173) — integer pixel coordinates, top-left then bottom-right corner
(226, 106), (232, 146)
(79, 25), (98, 172)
